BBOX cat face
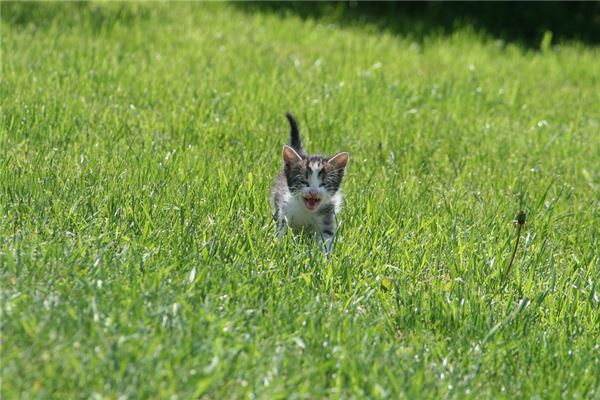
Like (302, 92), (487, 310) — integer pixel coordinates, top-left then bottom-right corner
(282, 145), (348, 211)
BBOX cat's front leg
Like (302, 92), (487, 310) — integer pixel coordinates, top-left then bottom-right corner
(318, 222), (336, 255)
(317, 206), (337, 255)
(320, 232), (335, 255)
(275, 211), (288, 241)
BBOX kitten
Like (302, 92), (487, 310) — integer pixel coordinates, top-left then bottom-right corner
(271, 113), (349, 254)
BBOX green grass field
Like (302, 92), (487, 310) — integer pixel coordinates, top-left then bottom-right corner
(1, 3), (599, 399)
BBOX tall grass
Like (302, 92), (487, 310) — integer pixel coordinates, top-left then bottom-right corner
(1, 3), (599, 398)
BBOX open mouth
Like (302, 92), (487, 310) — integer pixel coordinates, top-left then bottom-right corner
(303, 196), (321, 210)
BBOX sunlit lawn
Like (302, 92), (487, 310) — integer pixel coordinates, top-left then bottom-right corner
(1, 2), (599, 398)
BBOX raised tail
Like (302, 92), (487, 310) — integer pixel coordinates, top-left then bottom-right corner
(285, 112), (303, 153)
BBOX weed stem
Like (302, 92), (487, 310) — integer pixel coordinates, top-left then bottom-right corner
(502, 211), (526, 284)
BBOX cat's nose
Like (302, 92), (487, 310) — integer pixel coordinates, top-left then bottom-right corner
(307, 189), (318, 198)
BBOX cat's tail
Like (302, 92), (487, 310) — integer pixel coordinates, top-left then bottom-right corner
(285, 112), (303, 152)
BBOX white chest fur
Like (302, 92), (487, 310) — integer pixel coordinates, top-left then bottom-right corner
(282, 197), (320, 234)
(280, 192), (343, 235)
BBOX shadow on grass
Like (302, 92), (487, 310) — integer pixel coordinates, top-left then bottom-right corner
(1, 2), (154, 32)
(4, 1), (599, 48)
(234, 1), (600, 48)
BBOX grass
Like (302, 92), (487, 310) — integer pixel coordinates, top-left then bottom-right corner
(1, 2), (599, 399)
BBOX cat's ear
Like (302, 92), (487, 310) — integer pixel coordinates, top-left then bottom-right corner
(282, 145), (302, 164)
(328, 152), (349, 169)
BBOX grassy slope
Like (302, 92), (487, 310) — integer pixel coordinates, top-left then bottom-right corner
(1, 3), (599, 399)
